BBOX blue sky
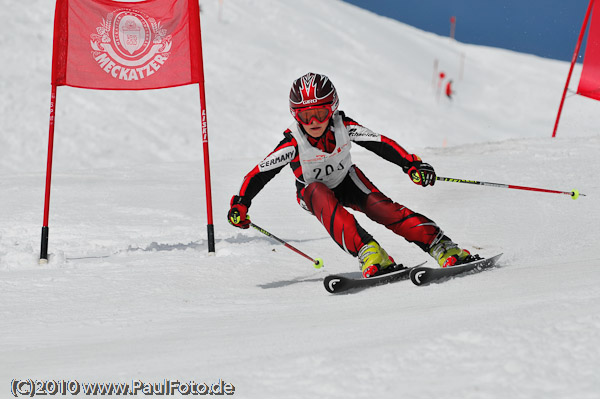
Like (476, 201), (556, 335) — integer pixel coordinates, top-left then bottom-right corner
(342, 0), (592, 62)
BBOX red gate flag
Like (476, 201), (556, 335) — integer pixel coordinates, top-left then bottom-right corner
(41, 0), (215, 262)
(52, 0), (203, 90)
(552, 0), (595, 137)
(578, 1), (600, 100)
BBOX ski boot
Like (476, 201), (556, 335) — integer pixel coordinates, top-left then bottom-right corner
(358, 240), (395, 278)
(429, 238), (475, 268)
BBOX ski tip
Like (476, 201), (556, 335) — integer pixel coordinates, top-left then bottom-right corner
(323, 275), (345, 294)
(409, 267), (428, 286)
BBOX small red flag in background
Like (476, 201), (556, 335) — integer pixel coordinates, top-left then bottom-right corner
(52, 0), (203, 90)
(578, 2), (600, 100)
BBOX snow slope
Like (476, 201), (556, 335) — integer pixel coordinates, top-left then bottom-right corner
(1, 0), (599, 398)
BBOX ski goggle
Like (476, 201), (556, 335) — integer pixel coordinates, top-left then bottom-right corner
(294, 105), (333, 125)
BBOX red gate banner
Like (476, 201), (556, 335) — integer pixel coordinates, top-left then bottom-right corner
(578, 1), (600, 100)
(41, 0), (214, 262)
(52, 0), (203, 90)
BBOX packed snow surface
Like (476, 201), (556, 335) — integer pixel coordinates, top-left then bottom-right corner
(1, 0), (599, 398)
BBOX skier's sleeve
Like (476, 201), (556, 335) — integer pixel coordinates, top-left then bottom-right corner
(233, 133), (297, 207)
(343, 112), (422, 172)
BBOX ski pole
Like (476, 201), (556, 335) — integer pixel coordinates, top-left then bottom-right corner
(436, 176), (586, 199)
(250, 222), (324, 269)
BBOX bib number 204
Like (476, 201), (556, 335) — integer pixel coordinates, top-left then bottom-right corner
(313, 162), (345, 180)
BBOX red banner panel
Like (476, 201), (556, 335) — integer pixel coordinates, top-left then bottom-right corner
(578, 2), (600, 100)
(52, 0), (203, 90)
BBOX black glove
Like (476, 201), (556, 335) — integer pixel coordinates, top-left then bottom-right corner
(228, 196), (251, 229)
(407, 161), (436, 187)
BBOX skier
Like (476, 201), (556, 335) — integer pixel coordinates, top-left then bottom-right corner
(445, 80), (454, 99)
(228, 72), (475, 278)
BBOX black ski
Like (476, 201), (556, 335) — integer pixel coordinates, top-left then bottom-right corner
(409, 253), (503, 286)
(324, 262), (427, 294)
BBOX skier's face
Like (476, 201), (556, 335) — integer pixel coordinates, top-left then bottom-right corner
(303, 118), (330, 138)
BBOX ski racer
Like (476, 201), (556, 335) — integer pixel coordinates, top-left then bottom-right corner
(228, 72), (476, 278)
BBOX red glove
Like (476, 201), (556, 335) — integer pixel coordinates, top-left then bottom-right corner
(228, 196), (251, 229)
(407, 161), (436, 187)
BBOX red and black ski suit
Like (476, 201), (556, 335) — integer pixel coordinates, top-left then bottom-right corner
(232, 111), (444, 258)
